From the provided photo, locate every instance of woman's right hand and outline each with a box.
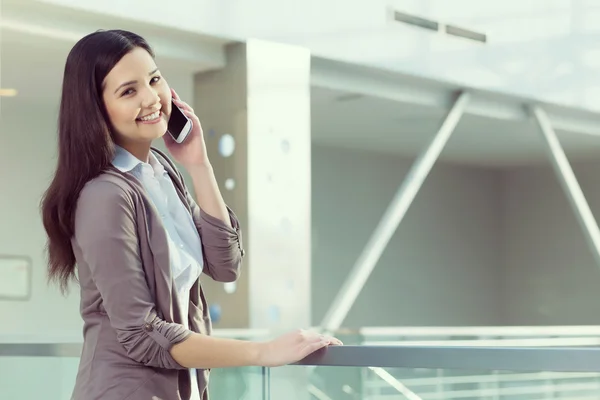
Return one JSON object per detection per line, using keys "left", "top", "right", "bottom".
{"left": 256, "top": 329, "right": 343, "bottom": 367}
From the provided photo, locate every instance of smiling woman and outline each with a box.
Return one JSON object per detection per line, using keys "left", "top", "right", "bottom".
{"left": 38, "top": 29, "right": 341, "bottom": 400}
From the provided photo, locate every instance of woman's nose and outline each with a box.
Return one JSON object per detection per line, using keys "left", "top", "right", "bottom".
{"left": 141, "top": 88, "right": 160, "bottom": 109}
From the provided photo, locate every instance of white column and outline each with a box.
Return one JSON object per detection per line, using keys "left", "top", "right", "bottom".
{"left": 194, "top": 39, "right": 312, "bottom": 399}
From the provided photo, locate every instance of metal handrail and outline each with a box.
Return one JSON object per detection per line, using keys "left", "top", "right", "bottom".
{"left": 295, "top": 345, "right": 600, "bottom": 372}
{"left": 4, "top": 343, "right": 600, "bottom": 373}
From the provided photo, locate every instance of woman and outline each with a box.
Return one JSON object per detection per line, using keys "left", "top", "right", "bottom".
{"left": 40, "top": 29, "right": 341, "bottom": 400}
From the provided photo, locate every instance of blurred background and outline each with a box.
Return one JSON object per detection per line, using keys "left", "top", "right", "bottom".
{"left": 4, "top": 0, "right": 600, "bottom": 399}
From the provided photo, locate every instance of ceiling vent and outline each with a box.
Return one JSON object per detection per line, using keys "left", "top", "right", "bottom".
{"left": 334, "top": 93, "right": 365, "bottom": 103}
{"left": 390, "top": 10, "right": 487, "bottom": 44}
{"left": 445, "top": 24, "right": 487, "bottom": 43}
{"left": 392, "top": 10, "right": 439, "bottom": 32}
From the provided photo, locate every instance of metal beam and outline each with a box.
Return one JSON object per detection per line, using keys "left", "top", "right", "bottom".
{"left": 312, "top": 57, "right": 600, "bottom": 137}
{"left": 319, "top": 91, "right": 470, "bottom": 332}
{"left": 532, "top": 106, "right": 600, "bottom": 268}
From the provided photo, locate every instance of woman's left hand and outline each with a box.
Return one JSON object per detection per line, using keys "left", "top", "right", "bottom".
{"left": 163, "top": 88, "right": 210, "bottom": 167}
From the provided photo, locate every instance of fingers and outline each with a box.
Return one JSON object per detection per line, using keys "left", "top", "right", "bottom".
{"left": 318, "top": 335, "right": 342, "bottom": 346}
{"left": 173, "top": 99, "right": 199, "bottom": 126}
{"left": 162, "top": 131, "right": 176, "bottom": 146}
{"left": 298, "top": 330, "right": 343, "bottom": 345}
{"left": 170, "top": 88, "right": 195, "bottom": 115}
{"left": 298, "top": 334, "right": 343, "bottom": 358}
{"left": 310, "top": 332, "right": 343, "bottom": 346}
{"left": 328, "top": 337, "right": 343, "bottom": 346}
{"left": 299, "top": 337, "right": 329, "bottom": 358}
{"left": 173, "top": 98, "right": 194, "bottom": 114}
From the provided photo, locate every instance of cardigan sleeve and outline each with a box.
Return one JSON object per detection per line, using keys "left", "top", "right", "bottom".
{"left": 185, "top": 189, "right": 245, "bottom": 283}
{"left": 73, "top": 180, "right": 191, "bottom": 369}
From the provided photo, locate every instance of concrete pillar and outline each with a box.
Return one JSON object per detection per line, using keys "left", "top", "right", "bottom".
{"left": 193, "top": 39, "right": 312, "bottom": 399}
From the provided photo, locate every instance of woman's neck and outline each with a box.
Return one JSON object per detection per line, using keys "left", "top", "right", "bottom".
{"left": 118, "top": 141, "right": 152, "bottom": 163}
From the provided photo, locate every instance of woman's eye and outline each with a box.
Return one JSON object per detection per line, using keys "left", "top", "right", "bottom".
{"left": 121, "top": 77, "right": 160, "bottom": 97}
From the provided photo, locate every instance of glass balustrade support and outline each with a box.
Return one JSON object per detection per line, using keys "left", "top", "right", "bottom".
{"left": 295, "top": 345, "right": 600, "bottom": 372}
{"left": 319, "top": 91, "right": 470, "bottom": 333}
{"left": 532, "top": 105, "right": 600, "bottom": 269}
{"left": 261, "top": 366, "right": 270, "bottom": 400}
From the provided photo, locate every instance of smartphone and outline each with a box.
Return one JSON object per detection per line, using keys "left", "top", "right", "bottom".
{"left": 167, "top": 100, "right": 193, "bottom": 143}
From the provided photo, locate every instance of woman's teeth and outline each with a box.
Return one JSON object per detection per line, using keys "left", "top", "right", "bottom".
{"left": 138, "top": 110, "right": 160, "bottom": 122}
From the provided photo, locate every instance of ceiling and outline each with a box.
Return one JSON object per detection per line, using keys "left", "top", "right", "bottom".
{"left": 311, "top": 87, "right": 600, "bottom": 167}
{"left": 1, "top": 30, "right": 69, "bottom": 108}
{"left": 0, "top": 0, "right": 230, "bottom": 108}
{"left": 3, "top": 18, "right": 600, "bottom": 169}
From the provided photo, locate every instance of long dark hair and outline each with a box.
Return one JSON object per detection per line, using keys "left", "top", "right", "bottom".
{"left": 41, "top": 30, "right": 155, "bottom": 293}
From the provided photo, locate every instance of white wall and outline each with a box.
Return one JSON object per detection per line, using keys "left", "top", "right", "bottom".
{"left": 503, "top": 161, "right": 600, "bottom": 325}
{"left": 311, "top": 144, "right": 505, "bottom": 327}
{"left": 311, "top": 143, "right": 600, "bottom": 328}
{"left": 0, "top": 99, "right": 82, "bottom": 339}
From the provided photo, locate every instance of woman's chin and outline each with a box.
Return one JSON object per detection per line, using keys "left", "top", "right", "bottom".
{"left": 137, "top": 122, "right": 167, "bottom": 139}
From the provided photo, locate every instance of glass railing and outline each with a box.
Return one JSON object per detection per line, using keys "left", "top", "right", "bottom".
{"left": 4, "top": 340, "right": 600, "bottom": 399}
{"left": 326, "top": 325, "right": 600, "bottom": 399}
{"left": 291, "top": 345, "right": 600, "bottom": 400}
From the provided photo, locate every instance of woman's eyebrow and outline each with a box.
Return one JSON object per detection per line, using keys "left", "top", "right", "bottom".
{"left": 113, "top": 67, "right": 160, "bottom": 94}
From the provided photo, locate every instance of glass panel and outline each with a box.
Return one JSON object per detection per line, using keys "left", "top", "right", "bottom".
{"left": 271, "top": 365, "right": 600, "bottom": 400}
{"left": 208, "top": 366, "right": 267, "bottom": 400}
{"left": 0, "top": 353, "right": 266, "bottom": 400}
{"left": 0, "top": 356, "right": 80, "bottom": 399}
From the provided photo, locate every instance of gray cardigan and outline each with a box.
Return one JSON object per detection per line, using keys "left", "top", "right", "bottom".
{"left": 70, "top": 148, "right": 244, "bottom": 400}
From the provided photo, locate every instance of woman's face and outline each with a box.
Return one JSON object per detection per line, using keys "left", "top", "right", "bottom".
{"left": 102, "top": 47, "right": 172, "bottom": 148}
